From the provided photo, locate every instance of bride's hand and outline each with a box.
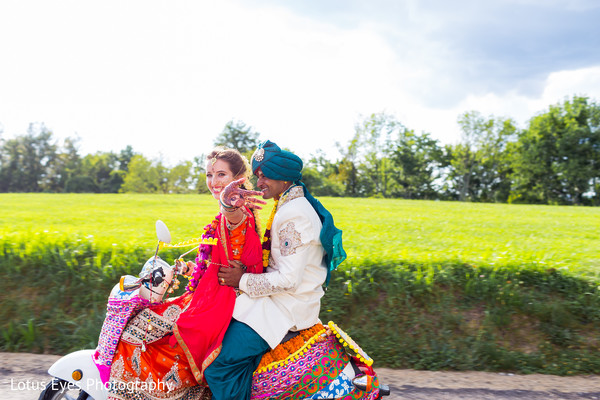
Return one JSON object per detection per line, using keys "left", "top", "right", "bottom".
{"left": 220, "top": 178, "right": 267, "bottom": 210}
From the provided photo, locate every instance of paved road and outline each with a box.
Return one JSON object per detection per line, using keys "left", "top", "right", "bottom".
{"left": 2, "top": 353, "right": 599, "bottom": 399}
{"left": 378, "top": 368, "right": 600, "bottom": 400}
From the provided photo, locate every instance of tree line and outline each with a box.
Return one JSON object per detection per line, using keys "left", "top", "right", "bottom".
{"left": 1, "top": 96, "right": 599, "bottom": 205}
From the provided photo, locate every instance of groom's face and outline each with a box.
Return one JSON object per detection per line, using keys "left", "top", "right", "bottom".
{"left": 256, "top": 169, "right": 290, "bottom": 200}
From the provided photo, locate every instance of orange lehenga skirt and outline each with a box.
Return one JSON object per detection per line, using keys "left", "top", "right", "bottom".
{"left": 107, "top": 293, "right": 211, "bottom": 400}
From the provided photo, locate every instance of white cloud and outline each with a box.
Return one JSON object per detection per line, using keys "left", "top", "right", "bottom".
{"left": 437, "top": 66, "right": 600, "bottom": 143}
{"left": 542, "top": 67, "right": 600, "bottom": 103}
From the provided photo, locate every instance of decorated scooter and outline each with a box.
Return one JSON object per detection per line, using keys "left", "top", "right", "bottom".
{"left": 39, "top": 221, "right": 390, "bottom": 400}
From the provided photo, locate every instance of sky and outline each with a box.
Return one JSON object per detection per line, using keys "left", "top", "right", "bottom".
{"left": 1, "top": 0, "right": 600, "bottom": 166}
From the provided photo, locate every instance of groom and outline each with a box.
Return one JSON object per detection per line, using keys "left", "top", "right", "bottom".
{"left": 207, "top": 140, "right": 346, "bottom": 400}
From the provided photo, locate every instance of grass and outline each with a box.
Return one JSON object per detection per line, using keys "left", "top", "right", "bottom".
{"left": 329, "top": 198, "right": 600, "bottom": 277}
{"left": 2, "top": 193, "right": 599, "bottom": 277}
{"left": 1, "top": 193, "right": 599, "bottom": 375}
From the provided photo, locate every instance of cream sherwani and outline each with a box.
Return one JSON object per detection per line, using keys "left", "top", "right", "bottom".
{"left": 232, "top": 186, "right": 327, "bottom": 349}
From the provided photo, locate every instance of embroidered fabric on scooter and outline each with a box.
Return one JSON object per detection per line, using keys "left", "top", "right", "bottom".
{"left": 121, "top": 304, "right": 183, "bottom": 345}
{"left": 109, "top": 343, "right": 206, "bottom": 400}
{"left": 306, "top": 368, "right": 354, "bottom": 399}
{"left": 93, "top": 294, "right": 150, "bottom": 383}
{"left": 251, "top": 334, "right": 350, "bottom": 400}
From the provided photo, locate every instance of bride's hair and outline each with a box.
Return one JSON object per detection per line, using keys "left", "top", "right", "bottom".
{"left": 207, "top": 147, "right": 260, "bottom": 234}
{"left": 207, "top": 147, "right": 253, "bottom": 187}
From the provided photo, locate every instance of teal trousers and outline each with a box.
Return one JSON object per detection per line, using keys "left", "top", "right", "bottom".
{"left": 204, "top": 319, "right": 270, "bottom": 400}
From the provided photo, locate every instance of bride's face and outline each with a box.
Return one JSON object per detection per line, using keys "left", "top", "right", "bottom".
{"left": 206, "top": 159, "right": 236, "bottom": 200}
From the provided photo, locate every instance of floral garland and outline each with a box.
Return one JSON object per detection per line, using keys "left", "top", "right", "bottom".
{"left": 261, "top": 199, "right": 278, "bottom": 268}
{"left": 255, "top": 323, "right": 326, "bottom": 373}
{"left": 185, "top": 214, "right": 220, "bottom": 293}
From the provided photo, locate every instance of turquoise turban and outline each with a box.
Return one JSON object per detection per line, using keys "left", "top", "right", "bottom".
{"left": 251, "top": 140, "right": 346, "bottom": 286}
{"left": 251, "top": 140, "right": 303, "bottom": 181}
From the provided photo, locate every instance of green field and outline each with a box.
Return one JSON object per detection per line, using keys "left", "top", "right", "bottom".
{"left": 1, "top": 193, "right": 599, "bottom": 374}
{"left": 2, "top": 193, "right": 599, "bottom": 277}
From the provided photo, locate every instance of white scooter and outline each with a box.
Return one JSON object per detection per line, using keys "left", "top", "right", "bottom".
{"left": 38, "top": 220, "right": 179, "bottom": 400}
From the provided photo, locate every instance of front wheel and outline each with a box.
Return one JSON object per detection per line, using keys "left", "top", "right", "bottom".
{"left": 38, "top": 378, "right": 91, "bottom": 400}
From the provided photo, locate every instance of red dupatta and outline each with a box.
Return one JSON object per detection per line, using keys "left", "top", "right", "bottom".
{"left": 173, "top": 208, "right": 262, "bottom": 384}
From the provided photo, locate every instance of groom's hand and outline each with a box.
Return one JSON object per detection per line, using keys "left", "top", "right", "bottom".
{"left": 217, "top": 260, "right": 246, "bottom": 287}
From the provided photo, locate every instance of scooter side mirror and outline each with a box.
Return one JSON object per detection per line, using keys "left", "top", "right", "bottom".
{"left": 155, "top": 220, "right": 171, "bottom": 244}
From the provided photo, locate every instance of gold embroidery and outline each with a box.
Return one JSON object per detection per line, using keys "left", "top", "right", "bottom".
{"left": 163, "top": 361, "right": 182, "bottom": 391}
{"left": 121, "top": 305, "right": 182, "bottom": 346}
{"left": 244, "top": 272, "right": 297, "bottom": 296}
{"left": 163, "top": 305, "right": 182, "bottom": 321}
{"left": 111, "top": 355, "right": 125, "bottom": 379}
{"left": 278, "top": 222, "right": 303, "bottom": 257}
{"left": 131, "top": 346, "right": 142, "bottom": 376}
{"left": 277, "top": 185, "right": 304, "bottom": 211}
{"left": 144, "top": 373, "right": 154, "bottom": 392}
{"left": 201, "top": 344, "right": 222, "bottom": 374}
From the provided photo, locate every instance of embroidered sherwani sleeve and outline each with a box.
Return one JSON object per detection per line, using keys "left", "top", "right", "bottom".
{"left": 239, "top": 211, "right": 316, "bottom": 297}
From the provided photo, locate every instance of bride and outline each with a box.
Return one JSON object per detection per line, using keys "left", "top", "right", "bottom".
{"left": 94, "top": 147, "right": 266, "bottom": 400}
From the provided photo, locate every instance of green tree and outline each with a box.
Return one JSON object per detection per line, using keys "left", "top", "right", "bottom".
{"left": 66, "top": 151, "right": 127, "bottom": 193}
{"left": 120, "top": 155, "right": 161, "bottom": 193}
{"left": 192, "top": 156, "right": 210, "bottom": 194}
{"left": 165, "top": 161, "right": 195, "bottom": 194}
{"left": 302, "top": 150, "right": 345, "bottom": 196}
{"left": 117, "top": 145, "right": 135, "bottom": 173}
{"left": 335, "top": 137, "right": 361, "bottom": 196}
{"left": 337, "top": 113, "right": 400, "bottom": 197}
{"left": 355, "top": 113, "right": 397, "bottom": 197}
{"left": 46, "top": 136, "right": 83, "bottom": 192}
{"left": 391, "top": 129, "right": 446, "bottom": 199}
{"left": 447, "top": 112, "right": 516, "bottom": 202}
{"left": 213, "top": 119, "right": 261, "bottom": 158}
{"left": 119, "top": 155, "right": 198, "bottom": 194}
{"left": 509, "top": 96, "right": 600, "bottom": 205}
{"left": 0, "top": 123, "right": 58, "bottom": 192}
